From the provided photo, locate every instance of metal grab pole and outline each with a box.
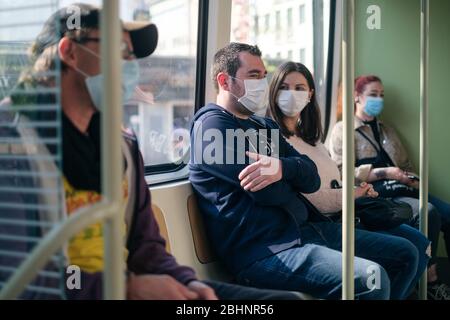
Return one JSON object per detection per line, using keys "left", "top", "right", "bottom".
{"left": 342, "top": 0, "right": 355, "bottom": 300}
{"left": 101, "top": 0, "right": 125, "bottom": 300}
{"left": 418, "top": 0, "right": 429, "bottom": 301}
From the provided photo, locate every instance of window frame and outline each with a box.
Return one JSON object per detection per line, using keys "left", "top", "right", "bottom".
{"left": 322, "top": 0, "right": 337, "bottom": 142}
{"left": 144, "top": 0, "right": 338, "bottom": 180}
{"left": 264, "top": 13, "right": 270, "bottom": 32}
{"left": 299, "top": 4, "right": 306, "bottom": 24}
{"left": 275, "top": 10, "right": 281, "bottom": 31}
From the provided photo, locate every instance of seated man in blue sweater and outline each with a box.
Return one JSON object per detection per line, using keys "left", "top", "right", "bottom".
{"left": 189, "top": 43, "right": 423, "bottom": 300}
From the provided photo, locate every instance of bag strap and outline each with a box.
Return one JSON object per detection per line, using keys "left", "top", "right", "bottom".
{"left": 356, "top": 127, "right": 395, "bottom": 167}
{"left": 356, "top": 128, "right": 381, "bottom": 152}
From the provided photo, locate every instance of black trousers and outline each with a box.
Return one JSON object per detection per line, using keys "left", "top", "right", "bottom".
{"left": 204, "top": 280, "right": 302, "bottom": 300}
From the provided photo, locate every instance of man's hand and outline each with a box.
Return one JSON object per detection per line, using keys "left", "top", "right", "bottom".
{"left": 355, "top": 182, "right": 378, "bottom": 199}
{"left": 187, "top": 281, "right": 218, "bottom": 300}
{"left": 238, "top": 152, "right": 282, "bottom": 192}
{"left": 127, "top": 273, "right": 199, "bottom": 300}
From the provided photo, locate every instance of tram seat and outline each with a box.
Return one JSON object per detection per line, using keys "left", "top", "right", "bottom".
{"left": 186, "top": 194, "right": 218, "bottom": 264}
{"left": 151, "top": 189, "right": 233, "bottom": 282}
{"left": 151, "top": 186, "right": 315, "bottom": 300}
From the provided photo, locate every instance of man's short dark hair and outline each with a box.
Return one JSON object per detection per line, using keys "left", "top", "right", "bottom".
{"left": 211, "top": 42, "right": 262, "bottom": 92}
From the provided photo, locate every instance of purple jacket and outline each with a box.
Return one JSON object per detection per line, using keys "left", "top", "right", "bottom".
{"left": 65, "top": 133, "right": 197, "bottom": 299}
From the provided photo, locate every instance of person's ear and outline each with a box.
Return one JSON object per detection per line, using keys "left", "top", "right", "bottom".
{"left": 217, "top": 72, "right": 230, "bottom": 91}
{"left": 309, "top": 89, "right": 315, "bottom": 101}
{"left": 58, "top": 37, "right": 76, "bottom": 69}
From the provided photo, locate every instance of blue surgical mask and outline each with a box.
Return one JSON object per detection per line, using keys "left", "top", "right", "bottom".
{"left": 364, "top": 97, "right": 384, "bottom": 117}
{"left": 85, "top": 60, "right": 140, "bottom": 112}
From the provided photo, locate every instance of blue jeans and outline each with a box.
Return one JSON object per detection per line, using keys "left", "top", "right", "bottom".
{"left": 397, "top": 195, "right": 450, "bottom": 265}
{"left": 428, "top": 195, "right": 450, "bottom": 263}
{"left": 379, "top": 224, "right": 430, "bottom": 294}
{"left": 236, "top": 222, "right": 420, "bottom": 300}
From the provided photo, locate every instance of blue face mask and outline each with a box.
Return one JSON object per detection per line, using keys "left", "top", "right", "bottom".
{"left": 85, "top": 60, "right": 140, "bottom": 112}
{"left": 364, "top": 97, "right": 384, "bottom": 117}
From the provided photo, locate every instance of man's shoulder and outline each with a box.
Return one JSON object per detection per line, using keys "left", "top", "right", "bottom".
{"left": 333, "top": 120, "right": 344, "bottom": 130}
{"left": 255, "top": 116, "right": 280, "bottom": 129}
{"left": 330, "top": 121, "right": 344, "bottom": 139}
{"left": 193, "top": 104, "right": 239, "bottom": 130}
{"left": 121, "top": 128, "right": 140, "bottom": 157}
{"left": 122, "top": 127, "right": 138, "bottom": 142}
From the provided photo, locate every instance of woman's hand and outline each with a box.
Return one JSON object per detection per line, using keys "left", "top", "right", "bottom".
{"left": 404, "top": 173, "right": 420, "bottom": 189}
{"left": 355, "top": 182, "right": 379, "bottom": 199}
{"left": 385, "top": 167, "right": 412, "bottom": 184}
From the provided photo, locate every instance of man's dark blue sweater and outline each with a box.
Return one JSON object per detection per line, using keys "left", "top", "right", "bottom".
{"left": 189, "top": 104, "right": 321, "bottom": 274}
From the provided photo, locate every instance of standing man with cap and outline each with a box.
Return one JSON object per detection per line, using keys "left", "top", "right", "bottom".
{"left": 2, "top": 3, "right": 299, "bottom": 300}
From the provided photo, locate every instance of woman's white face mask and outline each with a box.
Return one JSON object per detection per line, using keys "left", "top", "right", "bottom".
{"left": 277, "top": 90, "right": 310, "bottom": 117}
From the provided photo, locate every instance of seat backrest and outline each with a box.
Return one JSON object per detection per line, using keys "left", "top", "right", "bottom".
{"left": 150, "top": 181, "right": 233, "bottom": 282}
{"left": 152, "top": 204, "right": 171, "bottom": 253}
{"left": 187, "top": 194, "right": 217, "bottom": 264}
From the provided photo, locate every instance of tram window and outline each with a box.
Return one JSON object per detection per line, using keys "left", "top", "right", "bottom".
{"left": 230, "top": 0, "right": 333, "bottom": 127}
{"left": 59, "top": 0, "right": 200, "bottom": 172}
{"left": 299, "top": 4, "right": 306, "bottom": 24}
{"left": 120, "top": 0, "right": 199, "bottom": 169}
{"left": 2, "top": 0, "right": 200, "bottom": 176}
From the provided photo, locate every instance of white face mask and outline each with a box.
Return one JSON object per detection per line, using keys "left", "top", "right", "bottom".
{"left": 84, "top": 60, "right": 140, "bottom": 112}
{"left": 230, "top": 77, "right": 268, "bottom": 115}
{"left": 277, "top": 90, "right": 310, "bottom": 117}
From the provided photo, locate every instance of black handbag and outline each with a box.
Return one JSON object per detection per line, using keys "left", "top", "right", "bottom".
{"left": 355, "top": 197, "right": 413, "bottom": 231}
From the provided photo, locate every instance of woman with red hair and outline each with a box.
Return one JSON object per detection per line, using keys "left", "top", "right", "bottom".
{"left": 330, "top": 75, "right": 450, "bottom": 300}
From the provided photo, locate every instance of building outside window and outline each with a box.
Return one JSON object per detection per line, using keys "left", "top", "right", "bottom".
{"left": 299, "top": 4, "right": 306, "bottom": 24}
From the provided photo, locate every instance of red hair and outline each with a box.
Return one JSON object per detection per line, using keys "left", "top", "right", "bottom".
{"left": 355, "top": 75, "right": 382, "bottom": 95}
